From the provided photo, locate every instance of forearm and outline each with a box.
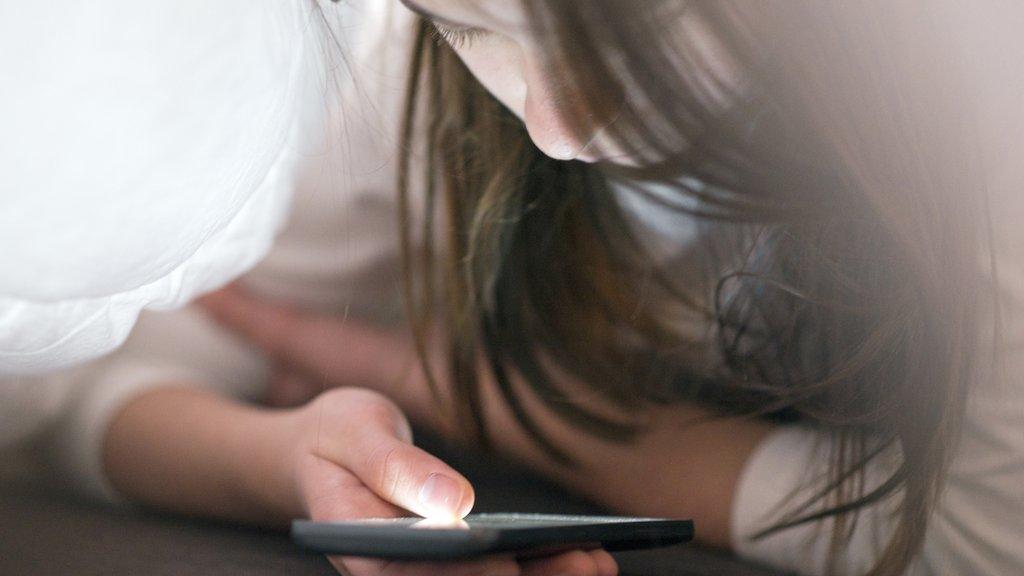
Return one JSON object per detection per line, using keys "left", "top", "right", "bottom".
{"left": 391, "top": 365, "right": 774, "bottom": 549}
{"left": 101, "top": 386, "right": 303, "bottom": 527}
{"left": 530, "top": 403, "right": 774, "bottom": 549}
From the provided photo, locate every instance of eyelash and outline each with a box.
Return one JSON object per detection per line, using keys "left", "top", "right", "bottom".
{"left": 428, "top": 21, "right": 488, "bottom": 49}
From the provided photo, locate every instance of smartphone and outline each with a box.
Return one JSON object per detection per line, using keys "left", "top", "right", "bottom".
{"left": 292, "top": 513, "right": 694, "bottom": 560}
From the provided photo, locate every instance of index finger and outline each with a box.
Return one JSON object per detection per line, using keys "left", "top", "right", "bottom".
{"left": 315, "top": 391, "right": 475, "bottom": 520}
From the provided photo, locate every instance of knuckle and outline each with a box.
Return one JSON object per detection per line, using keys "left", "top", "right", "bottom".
{"left": 363, "top": 444, "right": 403, "bottom": 500}
{"left": 350, "top": 389, "right": 405, "bottom": 426}
{"left": 565, "top": 551, "right": 600, "bottom": 576}
{"left": 312, "top": 387, "right": 389, "bottom": 414}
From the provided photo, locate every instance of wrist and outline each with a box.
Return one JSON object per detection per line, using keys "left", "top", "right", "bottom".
{"left": 234, "top": 406, "right": 309, "bottom": 525}
{"left": 102, "top": 386, "right": 308, "bottom": 527}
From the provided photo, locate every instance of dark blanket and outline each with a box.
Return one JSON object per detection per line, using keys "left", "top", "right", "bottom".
{"left": 0, "top": 435, "right": 786, "bottom": 575}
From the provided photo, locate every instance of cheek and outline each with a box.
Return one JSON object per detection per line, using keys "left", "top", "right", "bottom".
{"left": 456, "top": 42, "right": 527, "bottom": 120}
{"left": 453, "top": 42, "right": 588, "bottom": 161}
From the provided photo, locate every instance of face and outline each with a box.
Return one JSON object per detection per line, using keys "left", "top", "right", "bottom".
{"left": 397, "top": 0, "right": 629, "bottom": 164}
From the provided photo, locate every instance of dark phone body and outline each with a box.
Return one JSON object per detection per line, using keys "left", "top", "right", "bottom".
{"left": 292, "top": 513, "right": 694, "bottom": 560}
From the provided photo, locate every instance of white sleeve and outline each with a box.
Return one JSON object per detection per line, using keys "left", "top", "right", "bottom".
{"left": 733, "top": 311, "right": 1024, "bottom": 576}
{"left": 3, "top": 306, "right": 271, "bottom": 503}
{"left": 0, "top": 1, "right": 322, "bottom": 374}
{"left": 730, "top": 427, "right": 902, "bottom": 576}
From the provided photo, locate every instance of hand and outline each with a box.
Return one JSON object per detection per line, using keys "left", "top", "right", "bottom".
{"left": 199, "top": 285, "right": 437, "bottom": 416}
{"left": 277, "top": 387, "right": 618, "bottom": 576}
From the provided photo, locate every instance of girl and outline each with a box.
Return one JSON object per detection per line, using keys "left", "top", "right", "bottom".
{"left": 6, "top": 2, "right": 1023, "bottom": 576}
{"left": 208, "top": 0, "right": 1024, "bottom": 575}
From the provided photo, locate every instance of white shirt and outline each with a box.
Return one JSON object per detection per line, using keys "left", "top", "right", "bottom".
{"left": 1, "top": 2, "right": 1021, "bottom": 575}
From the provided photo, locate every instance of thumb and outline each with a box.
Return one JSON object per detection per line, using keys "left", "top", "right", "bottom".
{"left": 320, "top": 393, "right": 475, "bottom": 519}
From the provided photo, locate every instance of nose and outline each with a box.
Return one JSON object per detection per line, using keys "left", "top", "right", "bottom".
{"left": 521, "top": 62, "right": 590, "bottom": 161}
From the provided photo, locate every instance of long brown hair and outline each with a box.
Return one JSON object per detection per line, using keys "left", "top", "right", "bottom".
{"left": 398, "top": 2, "right": 990, "bottom": 574}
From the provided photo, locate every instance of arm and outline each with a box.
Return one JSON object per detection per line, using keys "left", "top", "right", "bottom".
{"left": 201, "top": 287, "right": 775, "bottom": 549}
{"left": 199, "top": 287, "right": 925, "bottom": 575}
{"left": 101, "top": 386, "right": 302, "bottom": 526}
{"left": 99, "top": 383, "right": 618, "bottom": 576}
{"left": 395, "top": 355, "right": 777, "bottom": 550}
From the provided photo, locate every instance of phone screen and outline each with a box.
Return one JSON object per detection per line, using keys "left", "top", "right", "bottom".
{"left": 343, "top": 514, "right": 668, "bottom": 530}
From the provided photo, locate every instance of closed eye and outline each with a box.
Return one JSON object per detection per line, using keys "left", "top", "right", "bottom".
{"left": 428, "top": 20, "right": 489, "bottom": 49}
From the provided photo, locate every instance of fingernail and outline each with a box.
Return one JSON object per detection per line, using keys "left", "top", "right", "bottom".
{"left": 417, "top": 473, "right": 464, "bottom": 517}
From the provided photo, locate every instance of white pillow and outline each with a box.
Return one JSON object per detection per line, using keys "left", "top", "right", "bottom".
{"left": 0, "top": 1, "right": 322, "bottom": 374}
